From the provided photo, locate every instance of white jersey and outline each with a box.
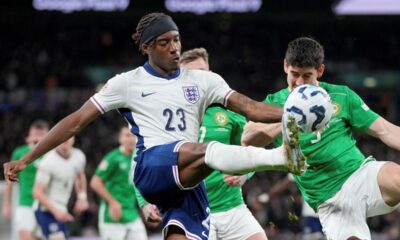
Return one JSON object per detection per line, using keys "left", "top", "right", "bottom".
{"left": 34, "top": 148, "right": 86, "bottom": 212}
{"left": 91, "top": 64, "right": 233, "bottom": 151}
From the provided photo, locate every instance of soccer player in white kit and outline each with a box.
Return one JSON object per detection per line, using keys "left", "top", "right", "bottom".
{"left": 4, "top": 12, "right": 305, "bottom": 240}
{"left": 33, "top": 137, "right": 88, "bottom": 239}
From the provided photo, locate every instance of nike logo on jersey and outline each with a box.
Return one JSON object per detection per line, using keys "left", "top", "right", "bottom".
{"left": 141, "top": 91, "right": 157, "bottom": 97}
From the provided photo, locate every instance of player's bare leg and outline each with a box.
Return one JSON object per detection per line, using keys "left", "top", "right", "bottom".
{"left": 165, "top": 225, "right": 188, "bottom": 240}
{"left": 377, "top": 162, "right": 400, "bottom": 206}
{"left": 177, "top": 142, "right": 213, "bottom": 188}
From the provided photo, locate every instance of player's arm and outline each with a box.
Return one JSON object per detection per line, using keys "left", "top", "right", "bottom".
{"left": 367, "top": 117, "right": 400, "bottom": 151}
{"left": 74, "top": 171, "right": 89, "bottom": 214}
{"left": 4, "top": 101, "right": 100, "bottom": 182}
{"left": 33, "top": 181, "right": 74, "bottom": 223}
{"left": 133, "top": 184, "right": 162, "bottom": 226}
{"left": 226, "top": 92, "right": 283, "bottom": 123}
{"left": 90, "top": 175, "right": 122, "bottom": 221}
{"left": 1, "top": 182, "right": 13, "bottom": 220}
{"left": 241, "top": 121, "right": 281, "bottom": 147}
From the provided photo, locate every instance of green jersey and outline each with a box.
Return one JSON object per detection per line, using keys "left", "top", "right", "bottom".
{"left": 264, "top": 82, "right": 379, "bottom": 210}
{"left": 12, "top": 145, "right": 40, "bottom": 206}
{"left": 95, "top": 148, "right": 140, "bottom": 223}
{"left": 199, "top": 106, "right": 249, "bottom": 213}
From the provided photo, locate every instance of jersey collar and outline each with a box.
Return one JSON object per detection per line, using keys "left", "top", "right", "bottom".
{"left": 143, "top": 62, "right": 181, "bottom": 80}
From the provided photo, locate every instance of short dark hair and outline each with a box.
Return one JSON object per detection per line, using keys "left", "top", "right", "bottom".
{"left": 285, "top": 37, "right": 324, "bottom": 69}
{"left": 132, "top": 12, "right": 166, "bottom": 48}
{"left": 30, "top": 119, "right": 49, "bottom": 130}
{"left": 180, "top": 47, "right": 209, "bottom": 65}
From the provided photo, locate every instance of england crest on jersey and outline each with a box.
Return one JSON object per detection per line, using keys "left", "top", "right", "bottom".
{"left": 182, "top": 86, "right": 200, "bottom": 104}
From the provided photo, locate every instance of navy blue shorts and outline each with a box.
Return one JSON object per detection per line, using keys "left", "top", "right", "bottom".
{"left": 35, "top": 207, "right": 69, "bottom": 239}
{"left": 134, "top": 140, "right": 210, "bottom": 239}
{"left": 303, "top": 216, "right": 323, "bottom": 233}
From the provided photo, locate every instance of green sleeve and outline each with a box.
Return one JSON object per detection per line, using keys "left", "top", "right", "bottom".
{"left": 95, "top": 155, "right": 117, "bottom": 181}
{"left": 230, "top": 113, "right": 247, "bottom": 145}
{"left": 133, "top": 184, "right": 148, "bottom": 208}
{"left": 263, "top": 94, "right": 274, "bottom": 104}
{"left": 347, "top": 87, "right": 380, "bottom": 132}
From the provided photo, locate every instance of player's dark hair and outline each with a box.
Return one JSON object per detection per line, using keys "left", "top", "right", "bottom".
{"left": 180, "top": 47, "right": 209, "bottom": 66}
{"left": 132, "top": 12, "right": 166, "bottom": 47}
{"left": 30, "top": 119, "right": 49, "bottom": 130}
{"left": 285, "top": 37, "right": 324, "bottom": 69}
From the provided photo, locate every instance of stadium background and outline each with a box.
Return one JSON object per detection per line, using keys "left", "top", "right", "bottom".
{"left": 1, "top": 0, "right": 400, "bottom": 239}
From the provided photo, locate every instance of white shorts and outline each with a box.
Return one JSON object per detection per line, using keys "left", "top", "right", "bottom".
{"left": 99, "top": 218, "right": 147, "bottom": 240}
{"left": 317, "top": 161, "right": 399, "bottom": 240}
{"left": 15, "top": 206, "right": 40, "bottom": 233}
{"left": 208, "top": 204, "right": 264, "bottom": 240}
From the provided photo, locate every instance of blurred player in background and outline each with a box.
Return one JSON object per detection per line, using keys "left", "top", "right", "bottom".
{"left": 4, "top": 12, "right": 305, "bottom": 240}
{"left": 180, "top": 48, "right": 267, "bottom": 240}
{"left": 33, "top": 137, "right": 88, "bottom": 239}
{"left": 90, "top": 126, "right": 147, "bottom": 240}
{"left": 242, "top": 37, "right": 400, "bottom": 240}
{"left": 2, "top": 119, "right": 49, "bottom": 240}
{"left": 257, "top": 174, "right": 325, "bottom": 240}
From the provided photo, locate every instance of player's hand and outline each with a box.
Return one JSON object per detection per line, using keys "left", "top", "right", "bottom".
{"left": 142, "top": 203, "right": 162, "bottom": 227}
{"left": 54, "top": 210, "right": 74, "bottom": 223}
{"left": 223, "top": 175, "right": 248, "bottom": 186}
{"left": 3, "top": 160, "right": 27, "bottom": 182}
{"left": 73, "top": 199, "right": 89, "bottom": 214}
{"left": 109, "top": 200, "right": 122, "bottom": 221}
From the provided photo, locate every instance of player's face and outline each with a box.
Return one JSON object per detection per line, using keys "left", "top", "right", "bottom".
{"left": 284, "top": 60, "right": 325, "bottom": 91}
{"left": 26, "top": 128, "right": 48, "bottom": 145}
{"left": 181, "top": 58, "right": 209, "bottom": 71}
{"left": 119, "top": 127, "right": 136, "bottom": 152}
{"left": 144, "top": 31, "right": 181, "bottom": 76}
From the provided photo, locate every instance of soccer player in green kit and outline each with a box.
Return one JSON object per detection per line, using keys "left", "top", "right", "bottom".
{"left": 180, "top": 48, "right": 267, "bottom": 240}
{"left": 2, "top": 120, "right": 49, "bottom": 240}
{"left": 90, "top": 126, "right": 147, "bottom": 240}
{"left": 242, "top": 37, "right": 400, "bottom": 240}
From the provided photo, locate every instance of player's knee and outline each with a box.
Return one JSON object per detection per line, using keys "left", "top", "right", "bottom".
{"left": 165, "top": 225, "right": 187, "bottom": 240}
{"left": 347, "top": 236, "right": 361, "bottom": 240}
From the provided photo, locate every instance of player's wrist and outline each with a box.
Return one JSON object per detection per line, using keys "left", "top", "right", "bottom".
{"left": 77, "top": 192, "right": 87, "bottom": 200}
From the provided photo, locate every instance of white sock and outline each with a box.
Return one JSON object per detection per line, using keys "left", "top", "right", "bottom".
{"left": 204, "top": 141, "right": 288, "bottom": 175}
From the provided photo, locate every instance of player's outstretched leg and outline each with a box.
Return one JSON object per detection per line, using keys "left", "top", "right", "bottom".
{"left": 282, "top": 114, "right": 307, "bottom": 175}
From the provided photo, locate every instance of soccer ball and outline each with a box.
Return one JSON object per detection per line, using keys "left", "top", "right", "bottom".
{"left": 284, "top": 84, "right": 333, "bottom": 133}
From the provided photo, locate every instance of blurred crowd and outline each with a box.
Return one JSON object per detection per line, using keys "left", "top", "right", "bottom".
{"left": 1, "top": 11, "right": 400, "bottom": 239}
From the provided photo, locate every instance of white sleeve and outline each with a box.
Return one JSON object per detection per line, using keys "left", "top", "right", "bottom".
{"left": 75, "top": 149, "right": 86, "bottom": 171}
{"left": 35, "top": 157, "right": 52, "bottom": 185}
{"left": 203, "top": 72, "right": 234, "bottom": 107}
{"left": 90, "top": 74, "right": 128, "bottom": 113}
{"left": 79, "top": 151, "right": 86, "bottom": 171}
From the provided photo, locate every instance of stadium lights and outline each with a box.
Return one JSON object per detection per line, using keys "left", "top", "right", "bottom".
{"left": 165, "top": 0, "right": 262, "bottom": 15}
{"left": 32, "top": 0, "right": 130, "bottom": 13}
{"left": 333, "top": 0, "right": 400, "bottom": 15}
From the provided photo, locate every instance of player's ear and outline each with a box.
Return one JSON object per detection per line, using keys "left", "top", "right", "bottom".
{"left": 283, "top": 59, "right": 289, "bottom": 74}
{"left": 317, "top": 64, "right": 325, "bottom": 78}
{"left": 141, "top": 43, "right": 150, "bottom": 56}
